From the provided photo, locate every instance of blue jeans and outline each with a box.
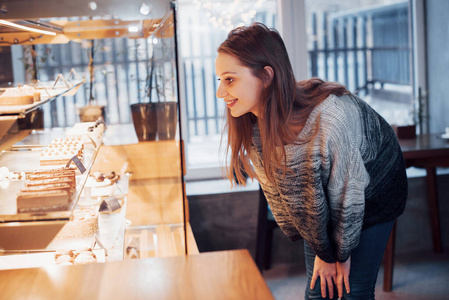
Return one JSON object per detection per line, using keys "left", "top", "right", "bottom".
{"left": 304, "top": 219, "right": 395, "bottom": 300}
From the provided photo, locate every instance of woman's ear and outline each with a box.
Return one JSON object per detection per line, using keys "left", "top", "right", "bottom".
{"left": 262, "top": 65, "right": 274, "bottom": 88}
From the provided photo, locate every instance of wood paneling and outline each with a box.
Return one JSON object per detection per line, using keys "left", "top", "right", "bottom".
{"left": 91, "top": 140, "right": 182, "bottom": 180}
{"left": 91, "top": 141, "right": 184, "bottom": 226}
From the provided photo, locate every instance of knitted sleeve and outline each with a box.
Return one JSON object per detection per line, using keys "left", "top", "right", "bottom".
{"left": 253, "top": 95, "right": 371, "bottom": 263}
{"left": 273, "top": 125, "right": 369, "bottom": 263}
{"left": 325, "top": 120, "right": 370, "bottom": 262}
{"left": 251, "top": 148, "right": 303, "bottom": 239}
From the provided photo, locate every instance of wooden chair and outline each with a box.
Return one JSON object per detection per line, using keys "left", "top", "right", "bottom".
{"left": 255, "top": 185, "right": 278, "bottom": 271}
{"left": 382, "top": 221, "right": 397, "bottom": 291}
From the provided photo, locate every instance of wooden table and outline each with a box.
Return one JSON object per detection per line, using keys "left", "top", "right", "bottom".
{"left": 400, "top": 134, "right": 449, "bottom": 252}
{"left": 0, "top": 249, "right": 274, "bottom": 300}
{"left": 383, "top": 133, "right": 449, "bottom": 291}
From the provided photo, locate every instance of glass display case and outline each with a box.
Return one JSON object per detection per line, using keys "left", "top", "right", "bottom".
{"left": 0, "top": 0, "right": 189, "bottom": 267}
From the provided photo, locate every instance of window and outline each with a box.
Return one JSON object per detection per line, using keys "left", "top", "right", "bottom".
{"left": 177, "top": 0, "right": 278, "bottom": 181}
{"left": 11, "top": 34, "right": 171, "bottom": 128}
{"left": 304, "top": 0, "right": 415, "bottom": 127}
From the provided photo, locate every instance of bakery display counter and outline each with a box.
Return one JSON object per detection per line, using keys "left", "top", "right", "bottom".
{"left": 0, "top": 0, "right": 195, "bottom": 279}
{"left": 0, "top": 122, "right": 195, "bottom": 269}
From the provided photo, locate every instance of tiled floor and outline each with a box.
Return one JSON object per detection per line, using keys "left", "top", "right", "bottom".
{"left": 263, "top": 250, "right": 449, "bottom": 300}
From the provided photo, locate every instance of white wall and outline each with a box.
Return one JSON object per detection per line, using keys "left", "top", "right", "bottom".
{"left": 426, "top": 0, "right": 449, "bottom": 133}
{"left": 278, "top": 0, "right": 308, "bottom": 80}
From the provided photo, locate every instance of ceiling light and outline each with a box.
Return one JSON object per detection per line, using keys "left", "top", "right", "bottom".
{"left": 0, "top": 19, "right": 57, "bottom": 36}
{"left": 140, "top": 3, "right": 152, "bottom": 16}
{"left": 128, "top": 26, "right": 139, "bottom": 33}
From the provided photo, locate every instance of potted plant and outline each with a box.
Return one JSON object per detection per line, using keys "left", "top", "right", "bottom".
{"left": 392, "top": 88, "right": 429, "bottom": 139}
{"left": 18, "top": 45, "right": 45, "bottom": 129}
{"left": 78, "top": 40, "right": 106, "bottom": 123}
{"left": 153, "top": 36, "right": 178, "bottom": 141}
{"left": 130, "top": 49, "right": 157, "bottom": 141}
{"left": 153, "top": 58, "right": 177, "bottom": 141}
{"left": 131, "top": 37, "right": 177, "bottom": 141}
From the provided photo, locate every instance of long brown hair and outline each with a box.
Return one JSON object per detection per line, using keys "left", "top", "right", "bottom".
{"left": 218, "top": 23, "right": 349, "bottom": 185}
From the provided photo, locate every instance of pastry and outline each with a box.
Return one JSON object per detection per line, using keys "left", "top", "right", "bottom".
{"left": 0, "top": 85, "right": 40, "bottom": 105}
{"left": 16, "top": 190, "right": 71, "bottom": 212}
{"left": 105, "top": 171, "right": 120, "bottom": 183}
{"left": 25, "top": 177, "right": 76, "bottom": 191}
{"left": 40, "top": 137, "right": 84, "bottom": 166}
{"left": 55, "top": 254, "right": 73, "bottom": 265}
{"left": 66, "top": 121, "right": 105, "bottom": 147}
{"left": 74, "top": 251, "right": 97, "bottom": 265}
{"left": 17, "top": 167, "right": 77, "bottom": 212}
{"left": 21, "top": 182, "right": 73, "bottom": 195}
{"left": 93, "top": 171, "right": 105, "bottom": 182}
{"left": 54, "top": 248, "right": 97, "bottom": 265}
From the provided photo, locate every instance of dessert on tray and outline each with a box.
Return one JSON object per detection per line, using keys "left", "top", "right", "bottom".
{"left": 54, "top": 248, "right": 98, "bottom": 266}
{"left": 66, "top": 119, "right": 105, "bottom": 146}
{"left": 40, "top": 137, "right": 84, "bottom": 166}
{"left": 0, "top": 85, "right": 41, "bottom": 105}
{"left": 16, "top": 167, "right": 77, "bottom": 213}
{"left": 16, "top": 190, "right": 71, "bottom": 212}
{"left": 92, "top": 170, "right": 120, "bottom": 184}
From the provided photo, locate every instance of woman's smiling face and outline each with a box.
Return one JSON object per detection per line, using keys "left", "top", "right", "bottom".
{"left": 215, "top": 52, "right": 264, "bottom": 118}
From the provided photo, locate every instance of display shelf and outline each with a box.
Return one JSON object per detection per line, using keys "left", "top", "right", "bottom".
{"left": 0, "top": 144, "right": 100, "bottom": 223}
{"left": 0, "top": 78, "right": 85, "bottom": 117}
{"left": 0, "top": 128, "right": 102, "bottom": 250}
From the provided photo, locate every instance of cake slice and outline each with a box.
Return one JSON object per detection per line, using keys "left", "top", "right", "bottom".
{"left": 25, "top": 177, "right": 76, "bottom": 191}
{"left": 17, "top": 190, "right": 71, "bottom": 212}
{"left": 0, "top": 85, "right": 40, "bottom": 105}
{"left": 29, "top": 167, "right": 76, "bottom": 177}
{"left": 21, "top": 182, "right": 73, "bottom": 195}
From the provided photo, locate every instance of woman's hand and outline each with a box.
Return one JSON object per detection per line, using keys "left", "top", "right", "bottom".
{"left": 310, "top": 255, "right": 337, "bottom": 298}
{"left": 336, "top": 256, "right": 351, "bottom": 298}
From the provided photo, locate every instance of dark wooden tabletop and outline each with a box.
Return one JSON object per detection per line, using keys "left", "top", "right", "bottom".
{"left": 398, "top": 134, "right": 449, "bottom": 167}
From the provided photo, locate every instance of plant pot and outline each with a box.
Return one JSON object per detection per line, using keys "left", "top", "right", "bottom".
{"left": 78, "top": 105, "right": 106, "bottom": 123}
{"left": 18, "top": 107, "right": 44, "bottom": 130}
{"left": 0, "top": 116, "right": 18, "bottom": 141}
{"left": 392, "top": 124, "right": 416, "bottom": 139}
{"left": 156, "top": 102, "right": 178, "bottom": 140}
{"left": 131, "top": 103, "right": 157, "bottom": 141}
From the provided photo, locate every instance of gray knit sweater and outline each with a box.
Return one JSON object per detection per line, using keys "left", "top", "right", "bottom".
{"left": 250, "top": 93, "right": 408, "bottom": 263}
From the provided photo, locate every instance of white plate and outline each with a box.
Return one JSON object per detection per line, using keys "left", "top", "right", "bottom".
{"left": 441, "top": 133, "right": 449, "bottom": 140}
{"left": 84, "top": 177, "right": 111, "bottom": 188}
{"left": 77, "top": 196, "right": 102, "bottom": 207}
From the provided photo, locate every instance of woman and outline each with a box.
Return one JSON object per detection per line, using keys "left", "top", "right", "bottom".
{"left": 215, "top": 23, "right": 407, "bottom": 299}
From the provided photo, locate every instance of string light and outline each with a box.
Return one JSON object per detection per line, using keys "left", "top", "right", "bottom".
{"left": 193, "top": 0, "right": 267, "bottom": 31}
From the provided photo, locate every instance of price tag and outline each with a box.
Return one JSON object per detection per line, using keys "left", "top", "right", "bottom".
{"left": 99, "top": 196, "right": 122, "bottom": 213}
{"left": 66, "top": 155, "right": 86, "bottom": 174}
